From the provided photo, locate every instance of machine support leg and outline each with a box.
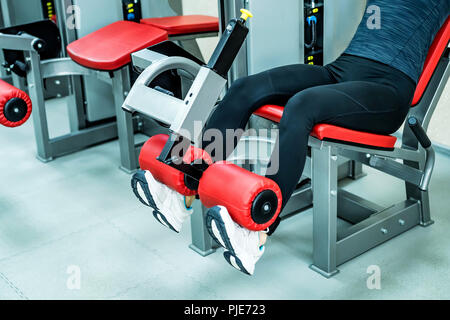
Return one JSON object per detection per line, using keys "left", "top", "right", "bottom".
{"left": 348, "top": 160, "right": 365, "bottom": 180}
{"left": 404, "top": 159, "right": 434, "bottom": 227}
{"left": 189, "top": 201, "right": 217, "bottom": 256}
{"left": 26, "top": 52, "right": 53, "bottom": 162}
{"left": 176, "top": 39, "right": 204, "bottom": 62}
{"left": 112, "top": 68, "right": 137, "bottom": 173}
{"left": 310, "top": 145, "right": 340, "bottom": 278}
{"left": 67, "top": 75, "right": 88, "bottom": 132}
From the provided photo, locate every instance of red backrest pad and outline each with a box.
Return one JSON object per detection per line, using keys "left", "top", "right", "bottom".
{"left": 412, "top": 16, "right": 450, "bottom": 106}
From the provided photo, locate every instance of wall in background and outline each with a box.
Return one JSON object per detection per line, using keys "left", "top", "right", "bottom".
{"left": 428, "top": 77, "right": 450, "bottom": 148}
{"left": 181, "top": 0, "right": 219, "bottom": 62}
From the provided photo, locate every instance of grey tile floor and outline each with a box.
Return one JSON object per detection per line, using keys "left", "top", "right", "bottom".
{"left": 0, "top": 97, "right": 449, "bottom": 300}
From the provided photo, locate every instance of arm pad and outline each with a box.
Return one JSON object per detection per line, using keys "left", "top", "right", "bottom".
{"left": 0, "top": 80, "right": 32, "bottom": 128}
{"left": 139, "top": 134, "right": 212, "bottom": 196}
{"left": 198, "top": 162, "right": 282, "bottom": 231}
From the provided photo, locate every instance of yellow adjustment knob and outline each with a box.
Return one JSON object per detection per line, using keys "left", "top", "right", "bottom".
{"left": 240, "top": 9, "right": 253, "bottom": 21}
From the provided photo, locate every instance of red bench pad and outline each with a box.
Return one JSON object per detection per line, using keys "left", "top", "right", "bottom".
{"left": 141, "top": 15, "right": 219, "bottom": 35}
{"left": 254, "top": 105, "right": 397, "bottom": 150}
{"left": 67, "top": 21, "right": 168, "bottom": 71}
{"left": 0, "top": 80, "right": 32, "bottom": 128}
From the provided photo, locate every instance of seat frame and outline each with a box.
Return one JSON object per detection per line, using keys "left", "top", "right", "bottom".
{"left": 306, "top": 49, "right": 449, "bottom": 276}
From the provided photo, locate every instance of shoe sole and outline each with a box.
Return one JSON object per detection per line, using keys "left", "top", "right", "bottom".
{"left": 205, "top": 206, "right": 236, "bottom": 255}
{"left": 131, "top": 170, "right": 158, "bottom": 209}
{"left": 131, "top": 170, "right": 179, "bottom": 233}
{"left": 223, "top": 251, "right": 251, "bottom": 276}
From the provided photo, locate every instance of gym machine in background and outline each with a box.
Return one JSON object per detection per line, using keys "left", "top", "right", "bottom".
{"left": 304, "top": 0, "right": 324, "bottom": 65}
{"left": 0, "top": 0, "right": 217, "bottom": 165}
{"left": 0, "top": 0, "right": 70, "bottom": 98}
{"left": 60, "top": 0, "right": 184, "bottom": 127}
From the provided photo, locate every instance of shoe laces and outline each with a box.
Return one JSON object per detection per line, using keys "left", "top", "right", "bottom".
{"left": 235, "top": 223, "right": 262, "bottom": 258}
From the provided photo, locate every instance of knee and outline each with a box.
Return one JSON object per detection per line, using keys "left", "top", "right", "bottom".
{"left": 229, "top": 76, "right": 258, "bottom": 93}
{"left": 279, "top": 89, "right": 320, "bottom": 131}
{"left": 225, "top": 75, "right": 262, "bottom": 105}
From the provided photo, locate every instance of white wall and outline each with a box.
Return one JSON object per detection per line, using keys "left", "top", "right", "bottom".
{"left": 429, "top": 78, "right": 450, "bottom": 148}
{"left": 181, "top": 0, "right": 219, "bottom": 61}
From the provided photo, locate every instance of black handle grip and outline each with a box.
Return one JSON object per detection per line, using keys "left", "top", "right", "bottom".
{"left": 10, "top": 60, "right": 28, "bottom": 77}
{"left": 408, "top": 116, "right": 432, "bottom": 149}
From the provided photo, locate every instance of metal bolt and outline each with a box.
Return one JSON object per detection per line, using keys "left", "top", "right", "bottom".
{"left": 381, "top": 228, "right": 388, "bottom": 235}
{"left": 55, "top": 80, "right": 61, "bottom": 85}
{"left": 331, "top": 155, "right": 338, "bottom": 161}
{"left": 399, "top": 219, "right": 405, "bottom": 226}
{"left": 331, "top": 190, "right": 337, "bottom": 197}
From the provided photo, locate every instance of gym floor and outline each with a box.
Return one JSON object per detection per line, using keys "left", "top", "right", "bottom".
{"left": 0, "top": 84, "right": 449, "bottom": 300}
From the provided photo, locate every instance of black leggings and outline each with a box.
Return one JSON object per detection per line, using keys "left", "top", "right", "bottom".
{"left": 202, "top": 54, "right": 416, "bottom": 234}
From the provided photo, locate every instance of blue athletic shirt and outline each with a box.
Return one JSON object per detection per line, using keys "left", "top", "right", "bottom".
{"left": 345, "top": 0, "right": 449, "bottom": 83}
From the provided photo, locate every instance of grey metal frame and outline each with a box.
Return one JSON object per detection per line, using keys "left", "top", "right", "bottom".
{"left": 118, "top": 29, "right": 222, "bottom": 174}
{"left": 288, "top": 50, "right": 447, "bottom": 277}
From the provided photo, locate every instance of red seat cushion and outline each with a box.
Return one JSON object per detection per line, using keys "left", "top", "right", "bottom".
{"left": 141, "top": 15, "right": 219, "bottom": 35}
{"left": 254, "top": 105, "right": 397, "bottom": 150}
{"left": 412, "top": 17, "right": 450, "bottom": 106}
{"left": 67, "top": 21, "right": 168, "bottom": 71}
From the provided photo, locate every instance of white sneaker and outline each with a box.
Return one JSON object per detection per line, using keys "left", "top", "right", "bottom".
{"left": 206, "top": 206, "right": 265, "bottom": 275}
{"left": 131, "top": 170, "right": 193, "bottom": 233}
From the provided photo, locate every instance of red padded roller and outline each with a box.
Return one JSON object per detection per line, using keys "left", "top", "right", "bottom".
{"left": 0, "top": 79, "right": 32, "bottom": 128}
{"left": 198, "top": 162, "right": 283, "bottom": 231}
{"left": 139, "top": 134, "right": 212, "bottom": 196}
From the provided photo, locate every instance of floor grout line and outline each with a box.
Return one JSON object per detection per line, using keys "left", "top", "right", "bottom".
{"left": 0, "top": 271, "right": 29, "bottom": 300}
{"left": 0, "top": 220, "right": 107, "bottom": 265}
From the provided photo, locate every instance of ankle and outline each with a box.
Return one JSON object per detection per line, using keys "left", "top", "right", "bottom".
{"left": 259, "top": 232, "right": 268, "bottom": 247}
{"left": 184, "top": 196, "right": 195, "bottom": 210}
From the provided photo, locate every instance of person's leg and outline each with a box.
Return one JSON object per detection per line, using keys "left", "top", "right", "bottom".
{"left": 265, "top": 80, "right": 413, "bottom": 235}
{"left": 212, "top": 80, "right": 413, "bottom": 275}
{"left": 201, "top": 64, "right": 335, "bottom": 161}
{"left": 134, "top": 64, "right": 335, "bottom": 234}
